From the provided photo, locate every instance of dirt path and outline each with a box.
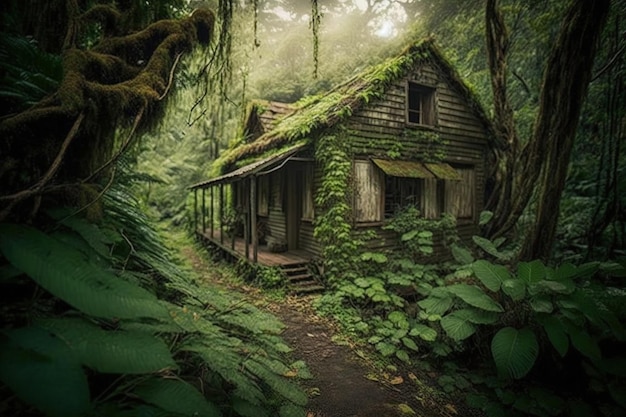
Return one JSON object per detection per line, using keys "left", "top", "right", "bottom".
{"left": 183, "top": 245, "right": 465, "bottom": 417}
{"left": 270, "top": 299, "right": 450, "bottom": 417}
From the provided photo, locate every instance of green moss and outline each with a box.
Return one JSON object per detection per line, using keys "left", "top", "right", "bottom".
{"left": 214, "top": 36, "right": 495, "bottom": 176}
{"left": 0, "top": 10, "right": 215, "bottom": 221}
{"left": 213, "top": 39, "right": 437, "bottom": 173}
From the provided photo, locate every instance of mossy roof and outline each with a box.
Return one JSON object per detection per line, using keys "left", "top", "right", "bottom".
{"left": 213, "top": 37, "right": 494, "bottom": 175}
{"left": 242, "top": 100, "right": 296, "bottom": 140}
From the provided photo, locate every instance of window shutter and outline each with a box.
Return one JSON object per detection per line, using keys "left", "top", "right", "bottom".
{"left": 354, "top": 160, "right": 382, "bottom": 222}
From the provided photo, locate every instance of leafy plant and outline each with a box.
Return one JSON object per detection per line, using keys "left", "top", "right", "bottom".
{"left": 313, "top": 130, "right": 363, "bottom": 285}
{"left": 0, "top": 34, "right": 62, "bottom": 114}
{"left": 0, "top": 183, "right": 309, "bottom": 416}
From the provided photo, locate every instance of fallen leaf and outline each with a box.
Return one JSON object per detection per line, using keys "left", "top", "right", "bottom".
{"left": 307, "top": 387, "right": 321, "bottom": 397}
{"left": 390, "top": 375, "right": 404, "bottom": 385}
{"left": 408, "top": 372, "right": 418, "bottom": 382}
{"left": 283, "top": 369, "right": 298, "bottom": 378}
{"left": 307, "top": 333, "right": 315, "bottom": 337}
{"left": 445, "top": 404, "right": 458, "bottom": 414}
{"left": 396, "top": 403, "right": 417, "bottom": 415}
{"left": 365, "top": 373, "right": 379, "bottom": 381}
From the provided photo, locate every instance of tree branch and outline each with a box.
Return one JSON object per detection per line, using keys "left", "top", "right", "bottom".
{"left": 0, "top": 111, "right": 85, "bottom": 221}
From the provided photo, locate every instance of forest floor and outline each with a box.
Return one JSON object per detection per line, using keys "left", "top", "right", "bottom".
{"left": 182, "top": 244, "right": 476, "bottom": 417}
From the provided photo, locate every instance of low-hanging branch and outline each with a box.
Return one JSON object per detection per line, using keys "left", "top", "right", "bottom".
{"left": 0, "top": 7, "right": 215, "bottom": 222}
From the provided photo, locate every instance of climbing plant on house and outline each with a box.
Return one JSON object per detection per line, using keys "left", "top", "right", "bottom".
{"left": 313, "top": 130, "right": 362, "bottom": 285}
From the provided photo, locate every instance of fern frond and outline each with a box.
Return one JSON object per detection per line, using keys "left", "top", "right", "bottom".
{"left": 182, "top": 342, "right": 266, "bottom": 406}
{"left": 36, "top": 317, "right": 178, "bottom": 374}
{"left": 133, "top": 378, "right": 221, "bottom": 417}
{"left": 243, "top": 359, "right": 308, "bottom": 406}
{"left": 0, "top": 224, "right": 170, "bottom": 320}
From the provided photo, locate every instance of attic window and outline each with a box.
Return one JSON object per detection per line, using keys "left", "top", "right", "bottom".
{"left": 407, "top": 82, "right": 435, "bottom": 126}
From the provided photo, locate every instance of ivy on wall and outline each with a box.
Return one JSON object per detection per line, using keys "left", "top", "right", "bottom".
{"left": 313, "top": 130, "right": 363, "bottom": 285}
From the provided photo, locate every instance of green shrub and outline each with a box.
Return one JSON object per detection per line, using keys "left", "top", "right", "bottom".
{"left": 0, "top": 186, "right": 309, "bottom": 417}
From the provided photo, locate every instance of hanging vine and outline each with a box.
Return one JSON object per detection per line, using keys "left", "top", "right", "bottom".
{"left": 309, "top": 0, "right": 322, "bottom": 78}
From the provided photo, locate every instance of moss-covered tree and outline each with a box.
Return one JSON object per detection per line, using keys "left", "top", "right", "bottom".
{"left": 0, "top": 1, "right": 214, "bottom": 222}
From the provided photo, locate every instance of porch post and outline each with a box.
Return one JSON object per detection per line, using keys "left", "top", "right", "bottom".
{"left": 219, "top": 184, "right": 224, "bottom": 245}
{"left": 231, "top": 183, "right": 236, "bottom": 251}
{"left": 210, "top": 186, "right": 214, "bottom": 239}
{"left": 193, "top": 189, "right": 198, "bottom": 233}
{"left": 251, "top": 175, "right": 258, "bottom": 263}
{"left": 244, "top": 180, "right": 250, "bottom": 260}
{"left": 201, "top": 188, "right": 206, "bottom": 233}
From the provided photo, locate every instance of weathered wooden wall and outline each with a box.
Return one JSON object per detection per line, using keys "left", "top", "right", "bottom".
{"left": 266, "top": 171, "right": 287, "bottom": 242}
{"left": 345, "top": 62, "right": 489, "bottom": 253}
{"left": 250, "top": 61, "right": 490, "bottom": 262}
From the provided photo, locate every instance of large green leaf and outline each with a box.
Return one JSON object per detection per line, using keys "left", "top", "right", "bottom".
{"left": 233, "top": 397, "right": 269, "bottom": 417}
{"left": 518, "top": 260, "right": 546, "bottom": 284}
{"left": 501, "top": 279, "right": 526, "bottom": 301}
{"left": 37, "top": 318, "right": 177, "bottom": 374}
{"left": 539, "top": 316, "right": 569, "bottom": 357}
{"left": 417, "top": 294, "right": 454, "bottom": 315}
{"left": 568, "top": 328, "right": 601, "bottom": 361}
{"left": 0, "top": 224, "right": 169, "bottom": 320}
{"left": 0, "top": 327, "right": 90, "bottom": 417}
{"left": 472, "top": 260, "right": 510, "bottom": 291}
{"left": 134, "top": 378, "right": 221, "bottom": 417}
{"left": 451, "top": 243, "right": 474, "bottom": 265}
{"left": 479, "top": 210, "right": 494, "bottom": 226}
{"left": 472, "top": 236, "right": 506, "bottom": 259}
{"left": 47, "top": 208, "right": 117, "bottom": 259}
{"left": 529, "top": 295, "right": 554, "bottom": 313}
{"left": 409, "top": 324, "right": 438, "bottom": 341}
{"left": 454, "top": 308, "right": 500, "bottom": 324}
{"left": 491, "top": 327, "right": 539, "bottom": 379}
{"left": 440, "top": 312, "right": 477, "bottom": 341}
{"left": 446, "top": 284, "right": 504, "bottom": 312}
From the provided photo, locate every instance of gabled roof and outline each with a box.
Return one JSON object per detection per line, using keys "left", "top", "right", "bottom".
{"left": 214, "top": 37, "right": 494, "bottom": 175}
{"left": 189, "top": 143, "right": 305, "bottom": 189}
{"left": 242, "top": 100, "right": 296, "bottom": 142}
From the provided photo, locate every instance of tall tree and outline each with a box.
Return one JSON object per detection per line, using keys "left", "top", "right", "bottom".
{"left": 483, "top": 0, "right": 611, "bottom": 260}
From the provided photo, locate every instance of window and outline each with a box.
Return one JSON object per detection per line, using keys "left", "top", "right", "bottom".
{"left": 353, "top": 160, "right": 475, "bottom": 223}
{"left": 257, "top": 175, "right": 269, "bottom": 216}
{"left": 407, "top": 82, "right": 435, "bottom": 126}
{"left": 384, "top": 176, "right": 442, "bottom": 219}
{"left": 271, "top": 171, "right": 283, "bottom": 210}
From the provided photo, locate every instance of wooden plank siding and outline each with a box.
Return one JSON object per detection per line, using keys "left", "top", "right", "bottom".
{"left": 266, "top": 171, "right": 287, "bottom": 242}
{"left": 207, "top": 59, "right": 491, "bottom": 268}
{"left": 343, "top": 62, "right": 489, "bottom": 258}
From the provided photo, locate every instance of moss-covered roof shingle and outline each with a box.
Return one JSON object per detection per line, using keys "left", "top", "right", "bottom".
{"left": 213, "top": 37, "right": 493, "bottom": 175}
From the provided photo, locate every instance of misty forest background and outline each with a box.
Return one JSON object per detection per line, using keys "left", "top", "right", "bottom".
{"left": 0, "top": 1, "right": 625, "bottom": 417}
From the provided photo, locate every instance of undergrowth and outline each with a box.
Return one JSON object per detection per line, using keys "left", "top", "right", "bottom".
{"left": 313, "top": 208, "right": 626, "bottom": 417}
{"left": 0, "top": 181, "right": 310, "bottom": 417}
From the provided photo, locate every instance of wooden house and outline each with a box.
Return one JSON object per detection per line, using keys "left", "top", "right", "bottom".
{"left": 190, "top": 38, "right": 494, "bottom": 272}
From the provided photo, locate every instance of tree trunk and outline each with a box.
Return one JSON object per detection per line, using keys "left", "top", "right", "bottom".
{"left": 484, "top": 0, "right": 611, "bottom": 261}
{"left": 519, "top": 0, "right": 610, "bottom": 260}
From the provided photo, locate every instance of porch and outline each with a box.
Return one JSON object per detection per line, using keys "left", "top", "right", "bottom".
{"left": 195, "top": 229, "right": 314, "bottom": 267}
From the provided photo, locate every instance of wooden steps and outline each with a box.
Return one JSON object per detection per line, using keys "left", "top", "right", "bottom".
{"left": 280, "top": 262, "right": 325, "bottom": 295}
